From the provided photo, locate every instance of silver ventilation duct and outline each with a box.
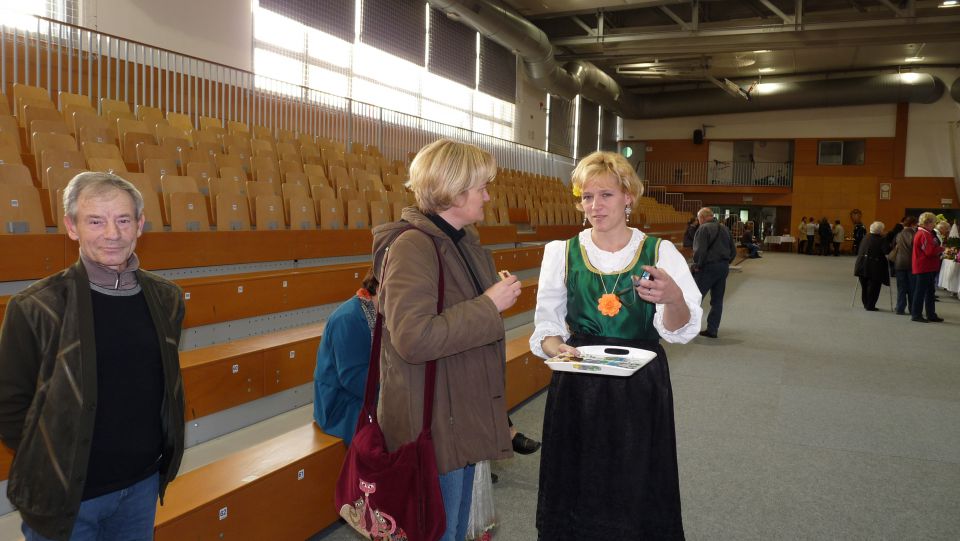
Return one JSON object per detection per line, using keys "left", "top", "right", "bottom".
{"left": 430, "top": 0, "right": 945, "bottom": 119}
{"left": 427, "top": 0, "right": 639, "bottom": 113}
{"left": 952, "top": 77, "right": 960, "bottom": 103}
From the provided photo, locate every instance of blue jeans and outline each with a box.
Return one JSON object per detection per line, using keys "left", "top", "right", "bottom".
{"left": 694, "top": 262, "right": 729, "bottom": 333}
{"left": 438, "top": 465, "right": 476, "bottom": 541}
{"left": 22, "top": 473, "right": 159, "bottom": 541}
{"left": 895, "top": 269, "right": 915, "bottom": 314}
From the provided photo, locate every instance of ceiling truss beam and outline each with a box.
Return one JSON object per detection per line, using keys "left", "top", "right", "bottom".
{"left": 877, "top": 0, "right": 916, "bottom": 17}
{"left": 757, "top": 0, "right": 795, "bottom": 24}
{"left": 551, "top": 15, "right": 960, "bottom": 48}
{"left": 570, "top": 16, "right": 596, "bottom": 36}
{"left": 659, "top": 6, "right": 691, "bottom": 30}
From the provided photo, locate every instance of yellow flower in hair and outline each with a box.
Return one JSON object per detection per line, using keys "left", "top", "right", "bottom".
{"left": 572, "top": 184, "right": 582, "bottom": 198}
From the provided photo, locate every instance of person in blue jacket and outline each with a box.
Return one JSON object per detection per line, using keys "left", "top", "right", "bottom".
{"left": 313, "top": 269, "right": 378, "bottom": 445}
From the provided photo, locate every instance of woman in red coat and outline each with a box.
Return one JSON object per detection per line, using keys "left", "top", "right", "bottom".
{"left": 911, "top": 212, "right": 944, "bottom": 322}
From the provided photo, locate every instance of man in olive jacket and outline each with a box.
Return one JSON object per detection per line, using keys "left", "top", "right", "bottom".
{"left": 0, "top": 172, "right": 185, "bottom": 541}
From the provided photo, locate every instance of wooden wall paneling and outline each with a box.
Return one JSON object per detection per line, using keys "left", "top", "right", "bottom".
{"left": 179, "top": 280, "right": 229, "bottom": 328}
{"left": 505, "top": 351, "right": 536, "bottom": 410}
{"left": 893, "top": 103, "right": 908, "bottom": 179}
{"left": 0, "top": 446, "right": 10, "bottom": 481}
{"left": 293, "top": 229, "right": 373, "bottom": 260}
{"left": 282, "top": 264, "right": 366, "bottom": 308}
{"left": 180, "top": 352, "right": 265, "bottom": 420}
{"left": 262, "top": 337, "right": 321, "bottom": 395}
{"left": 475, "top": 224, "right": 518, "bottom": 245}
{"left": 643, "top": 139, "right": 710, "bottom": 163}
{"left": 502, "top": 279, "right": 538, "bottom": 318}
{"left": 129, "top": 233, "right": 211, "bottom": 269}
{"left": 0, "top": 234, "right": 66, "bottom": 281}
{"left": 154, "top": 425, "right": 345, "bottom": 540}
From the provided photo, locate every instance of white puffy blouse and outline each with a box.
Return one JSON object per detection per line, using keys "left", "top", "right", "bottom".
{"left": 529, "top": 228, "right": 703, "bottom": 359}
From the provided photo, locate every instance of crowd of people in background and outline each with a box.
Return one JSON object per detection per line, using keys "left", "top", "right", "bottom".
{"left": 853, "top": 212, "right": 956, "bottom": 322}
{"left": 796, "top": 216, "right": 858, "bottom": 256}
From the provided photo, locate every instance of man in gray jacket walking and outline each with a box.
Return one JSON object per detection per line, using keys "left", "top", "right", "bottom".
{"left": 691, "top": 207, "right": 737, "bottom": 338}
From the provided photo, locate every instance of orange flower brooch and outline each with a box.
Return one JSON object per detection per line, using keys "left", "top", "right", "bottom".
{"left": 598, "top": 293, "right": 622, "bottom": 317}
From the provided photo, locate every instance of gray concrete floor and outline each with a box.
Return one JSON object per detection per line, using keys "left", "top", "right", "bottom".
{"left": 314, "top": 251, "right": 960, "bottom": 540}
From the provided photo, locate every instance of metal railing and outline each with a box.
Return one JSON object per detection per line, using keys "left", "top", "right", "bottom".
{"left": 1, "top": 15, "right": 575, "bottom": 180}
{"left": 638, "top": 161, "right": 793, "bottom": 187}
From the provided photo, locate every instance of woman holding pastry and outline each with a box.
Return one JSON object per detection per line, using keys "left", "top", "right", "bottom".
{"left": 530, "top": 151, "right": 702, "bottom": 540}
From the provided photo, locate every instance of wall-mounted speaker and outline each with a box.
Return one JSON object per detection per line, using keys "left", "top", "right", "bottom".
{"left": 693, "top": 129, "right": 704, "bottom": 144}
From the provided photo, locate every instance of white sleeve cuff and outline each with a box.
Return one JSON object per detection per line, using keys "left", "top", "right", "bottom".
{"left": 653, "top": 297, "right": 703, "bottom": 344}
{"left": 529, "top": 323, "right": 570, "bottom": 360}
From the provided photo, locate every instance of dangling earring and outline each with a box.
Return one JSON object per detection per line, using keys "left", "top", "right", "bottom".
{"left": 625, "top": 205, "right": 632, "bottom": 223}
{"left": 582, "top": 215, "right": 588, "bottom": 226}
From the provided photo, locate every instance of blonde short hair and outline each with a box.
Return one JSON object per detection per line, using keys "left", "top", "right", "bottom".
{"left": 918, "top": 212, "right": 937, "bottom": 226}
{"left": 405, "top": 139, "right": 496, "bottom": 214}
{"left": 570, "top": 151, "right": 644, "bottom": 212}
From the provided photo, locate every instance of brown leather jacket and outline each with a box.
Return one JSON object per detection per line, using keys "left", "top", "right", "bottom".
{"left": 0, "top": 260, "right": 185, "bottom": 541}
{"left": 371, "top": 208, "right": 512, "bottom": 474}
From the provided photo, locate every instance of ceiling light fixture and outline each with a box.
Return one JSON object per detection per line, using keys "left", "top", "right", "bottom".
{"left": 759, "top": 67, "right": 775, "bottom": 73}
{"left": 904, "top": 56, "right": 924, "bottom": 62}
{"left": 939, "top": 0, "right": 959, "bottom": 7}
{"left": 753, "top": 50, "right": 771, "bottom": 53}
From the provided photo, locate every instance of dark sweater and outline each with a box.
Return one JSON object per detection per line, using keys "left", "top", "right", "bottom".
{"left": 84, "top": 288, "right": 164, "bottom": 500}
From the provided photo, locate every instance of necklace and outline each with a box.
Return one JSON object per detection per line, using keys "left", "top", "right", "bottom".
{"left": 597, "top": 270, "right": 625, "bottom": 317}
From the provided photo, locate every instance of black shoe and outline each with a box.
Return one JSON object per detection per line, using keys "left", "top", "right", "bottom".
{"left": 912, "top": 317, "right": 929, "bottom": 323}
{"left": 491, "top": 472, "right": 499, "bottom": 484}
{"left": 512, "top": 433, "right": 541, "bottom": 455}
{"left": 699, "top": 329, "right": 718, "bottom": 338}
{"left": 865, "top": 307, "right": 879, "bottom": 311}
{"left": 928, "top": 316, "right": 944, "bottom": 322}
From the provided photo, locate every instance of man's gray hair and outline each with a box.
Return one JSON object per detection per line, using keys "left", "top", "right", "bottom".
{"left": 869, "top": 221, "right": 884, "bottom": 234}
{"left": 63, "top": 172, "right": 145, "bottom": 221}
{"left": 697, "top": 207, "right": 714, "bottom": 220}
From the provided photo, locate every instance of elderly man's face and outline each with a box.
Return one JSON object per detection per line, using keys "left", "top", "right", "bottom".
{"left": 64, "top": 188, "right": 144, "bottom": 271}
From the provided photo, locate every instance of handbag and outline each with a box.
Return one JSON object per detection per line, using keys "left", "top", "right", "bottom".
{"left": 335, "top": 226, "right": 446, "bottom": 541}
{"left": 885, "top": 240, "right": 899, "bottom": 262}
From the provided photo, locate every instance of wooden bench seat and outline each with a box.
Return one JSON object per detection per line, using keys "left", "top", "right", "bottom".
{"left": 156, "top": 333, "right": 548, "bottom": 540}
{"left": 1, "top": 252, "right": 545, "bottom": 330}
{"left": 180, "top": 323, "right": 324, "bottom": 420}
{"left": 505, "top": 334, "right": 551, "bottom": 410}
{"left": 0, "top": 224, "right": 521, "bottom": 282}
{"left": 153, "top": 423, "right": 345, "bottom": 540}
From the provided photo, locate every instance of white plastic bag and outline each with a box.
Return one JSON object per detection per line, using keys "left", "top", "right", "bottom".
{"left": 466, "top": 460, "right": 496, "bottom": 540}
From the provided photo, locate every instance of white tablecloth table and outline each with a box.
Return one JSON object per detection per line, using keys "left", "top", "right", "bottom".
{"left": 939, "top": 259, "right": 959, "bottom": 293}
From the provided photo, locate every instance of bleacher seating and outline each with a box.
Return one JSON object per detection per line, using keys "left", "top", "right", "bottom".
{"left": 0, "top": 76, "right": 695, "bottom": 540}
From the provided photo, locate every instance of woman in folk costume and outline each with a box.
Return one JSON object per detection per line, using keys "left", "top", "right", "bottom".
{"left": 531, "top": 151, "right": 702, "bottom": 540}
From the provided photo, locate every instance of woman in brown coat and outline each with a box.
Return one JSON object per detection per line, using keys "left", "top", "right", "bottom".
{"left": 371, "top": 139, "right": 522, "bottom": 540}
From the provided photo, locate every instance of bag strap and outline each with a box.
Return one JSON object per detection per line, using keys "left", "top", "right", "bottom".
{"left": 359, "top": 225, "right": 444, "bottom": 434}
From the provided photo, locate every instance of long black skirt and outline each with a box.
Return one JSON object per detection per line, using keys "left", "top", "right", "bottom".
{"left": 536, "top": 334, "right": 684, "bottom": 540}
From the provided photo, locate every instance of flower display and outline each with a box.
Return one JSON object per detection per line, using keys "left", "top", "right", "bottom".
{"left": 597, "top": 293, "right": 622, "bottom": 317}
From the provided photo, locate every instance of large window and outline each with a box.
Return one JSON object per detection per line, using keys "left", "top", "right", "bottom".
{"left": 818, "top": 140, "right": 865, "bottom": 165}
{"left": 252, "top": 1, "right": 515, "bottom": 139}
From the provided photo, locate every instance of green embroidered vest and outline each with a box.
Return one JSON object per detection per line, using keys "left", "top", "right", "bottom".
{"left": 565, "top": 234, "right": 662, "bottom": 341}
